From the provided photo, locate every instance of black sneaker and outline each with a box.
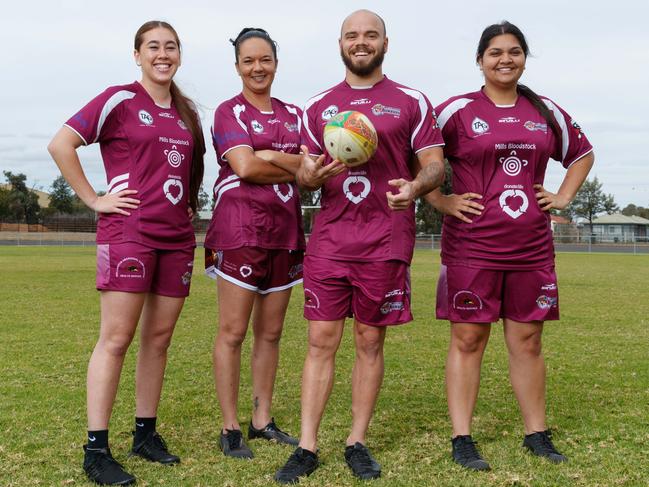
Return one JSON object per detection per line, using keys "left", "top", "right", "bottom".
{"left": 220, "top": 429, "right": 254, "bottom": 459}
{"left": 523, "top": 430, "right": 567, "bottom": 463}
{"left": 83, "top": 445, "right": 136, "bottom": 486}
{"left": 274, "top": 447, "right": 319, "bottom": 484}
{"left": 130, "top": 431, "right": 180, "bottom": 464}
{"left": 344, "top": 442, "right": 381, "bottom": 480}
{"left": 451, "top": 435, "right": 491, "bottom": 471}
{"left": 248, "top": 418, "right": 299, "bottom": 446}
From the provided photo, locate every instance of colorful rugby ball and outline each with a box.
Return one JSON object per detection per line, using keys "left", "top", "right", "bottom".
{"left": 323, "top": 111, "right": 378, "bottom": 167}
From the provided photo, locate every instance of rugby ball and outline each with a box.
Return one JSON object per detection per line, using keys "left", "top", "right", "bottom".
{"left": 323, "top": 111, "right": 378, "bottom": 167}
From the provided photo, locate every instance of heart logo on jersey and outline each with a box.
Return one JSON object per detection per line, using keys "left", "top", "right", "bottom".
{"left": 343, "top": 176, "right": 371, "bottom": 205}
{"left": 499, "top": 189, "right": 529, "bottom": 219}
{"left": 163, "top": 178, "right": 184, "bottom": 205}
{"left": 273, "top": 184, "right": 294, "bottom": 203}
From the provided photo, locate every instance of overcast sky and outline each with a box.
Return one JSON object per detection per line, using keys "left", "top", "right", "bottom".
{"left": 2, "top": 0, "right": 648, "bottom": 208}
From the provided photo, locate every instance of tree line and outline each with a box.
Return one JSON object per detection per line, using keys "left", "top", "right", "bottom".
{"left": 0, "top": 170, "right": 645, "bottom": 232}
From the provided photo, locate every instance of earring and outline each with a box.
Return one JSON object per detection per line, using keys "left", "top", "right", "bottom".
{"left": 136, "top": 62, "right": 141, "bottom": 67}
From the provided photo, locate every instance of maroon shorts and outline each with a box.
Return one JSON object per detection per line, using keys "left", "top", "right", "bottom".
{"left": 436, "top": 264, "right": 559, "bottom": 323}
{"left": 205, "top": 247, "right": 303, "bottom": 294}
{"left": 96, "top": 243, "right": 194, "bottom": 297}
{"left": 303, "top": 255, "right": 412, "bottom": 326}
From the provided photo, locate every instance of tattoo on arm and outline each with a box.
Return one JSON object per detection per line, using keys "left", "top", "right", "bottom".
{"left": 415, "top": 160, "right": 445, "bottom": 197}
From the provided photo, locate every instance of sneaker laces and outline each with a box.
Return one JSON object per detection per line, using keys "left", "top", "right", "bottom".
{"left": 455, "top": 438, "right": 482, "bottom": 461}
{"left": 284, "top": 449, "right": 308, "bottom": 469}
{"left": 348, "top": 447, "right": 375, "bottom": 469}
{"left": 150, "top": 432, "right": 169, "bottom": 452}
{"left": 533, "top": 431, "right": 559, "bottom": 455}
{"left": 225, "top": 429, "right": 244, "bottom": 450}
{"left": 88, "top": 449, "right": 125, "bottom": 475}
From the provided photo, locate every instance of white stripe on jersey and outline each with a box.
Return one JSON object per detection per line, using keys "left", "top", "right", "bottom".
{"left": 233, "top": 104, "right": 248, "bottom": 132}
{"left": 109, "top": 182, "right": 129, "bottom": 194}
{"left": 214, "top": 181, "right": 241, "bottom": 208}
{"left": 107, "top": 173, "right": 129, "bottom": 193}
{"left": 396, "top": 87, "right": 429, "bottom": 148}
{"left": 285, "top": 105, "right": 302, "bottom": 136}
{"left": 437, "top": 98, "right": 473, "bottom": 130}
{"left": 63, "top": 124, "right": 88, "bottom": 145}
{"left": 94, "top": 90, "right": 136, "bottom": 143}
{"left": 302, "top": 90, "right": 333, "bottom": 152}
{"left": 542, "top": 99, "right": 569, "bottom": 162}
{"left": 213, "top": 174, "right": 241, "bottom": 197}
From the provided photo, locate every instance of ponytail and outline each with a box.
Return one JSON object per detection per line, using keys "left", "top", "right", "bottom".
{"left": 170, "top": 81, "right": 205, "bottom": 212}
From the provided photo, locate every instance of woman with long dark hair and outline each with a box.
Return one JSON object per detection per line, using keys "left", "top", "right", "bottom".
{"left": 204, "top": 28, "right": 304, "bottom": 459}
{"left": 427, "top": 21, "right": 594, "bottom": 471}
{"left": 48, "top": 20, "right": 204, "bottom": 485}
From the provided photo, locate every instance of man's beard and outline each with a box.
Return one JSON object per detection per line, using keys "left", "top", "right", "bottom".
{"left": 340, "top": 46, "right": 385, "bottom": 77}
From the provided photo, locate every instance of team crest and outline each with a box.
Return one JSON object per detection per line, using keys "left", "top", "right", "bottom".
{"left": 138, "top": 110, "right": 154, "bottom": 126}
{"left": 321, "top": 105, "right": 339, "bottom": 121}
{"left": 471, "top": 117, "right": 489, "bottom": 135}
{"left": 251, "top": 120, "right": 264, "bottom": 133}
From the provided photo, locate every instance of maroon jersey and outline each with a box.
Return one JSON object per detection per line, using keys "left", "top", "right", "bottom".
{"left": 436, "top": 89, "right": 593, "bottom": 269}
{"left": 302, "top": 76, "right": 443, "bottom": 264}
{"left": 65, "top": 82, "right": 196, "bottom": 249}
{"left": 204, "top": 94, "right": 305, "bottom": 251}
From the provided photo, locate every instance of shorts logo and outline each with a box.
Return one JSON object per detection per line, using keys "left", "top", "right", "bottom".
{"left": 178, "top": 119, "right": 188, "bottom": 130}
{"left": 536, "top": 295, "right": 557, "bottom": 309}
{"left": 385, "top": 288, "right": 405, "bottom": 297}
{"left": 380, "top": 301, "right": 405, "bottom": 315}
{"left": 181, "top": 271, "right": 192, "bottom": 285}
{"left": 163, "top": 178, "right": 184, "bottom": 205}
{"left": 499, "top": 189, "right": 528, "bottom": 219}
{"left": 499, "top": 150, "right": 528, "bottom": 176}
{"left": 541, "top": 283, "right": 557, "bottom": 291}
{"left": 371, "top": 103, "right": 401, "bottom": 117}
{"left": 239, "top": 265, "right": 252, "bottom": 278}
{"left": 216, "top": 250, "right": 224, "bottom": 270}
{"left": 453, "top": 290, "right": 483, "bottom": 310}
{"left": 321, "top": 105, "right": 338, "bottom": 121}
{"left": 251, "top": 120, "right": 264, "bottom": 133}
{"left": 471, "top": 117, "right": 489, "bottom": 135}
{"left": 138, "top": 110, "right": 154, "bottom": 126}
{"left": 342, "top": 175, "right": 371, "bottom": 205}
{"left": 288, "top": 264, "right": 303, "bottom": 279}
{"left": 116, "top": 257, "right": 146, "bottom": 279}
{"left": 164, "top": 145, "right": 185, "bottom": 168}
{"left": 304, "top": 288, "right": 320, "bottom": 309}
{"left": 524, "top": 120, "right": 547, "bottom": 132}
{"left": 273, "top": 183, "right": 294, "bottom": 203}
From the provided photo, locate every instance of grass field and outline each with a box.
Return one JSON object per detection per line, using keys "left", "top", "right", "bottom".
{"left": 0, "top": 247, "right": 647, "bottom": 486}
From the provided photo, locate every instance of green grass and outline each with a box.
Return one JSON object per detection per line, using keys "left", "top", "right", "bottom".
{"left": 0, "top": 247, "right": 647, "bottom": 486}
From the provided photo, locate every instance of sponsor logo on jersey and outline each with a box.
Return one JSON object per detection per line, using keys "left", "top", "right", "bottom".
{"left": 541, "top": 283, "right": 557, "bottom": 291}
{"left": 272, "top": 141, "right": 299, "bottom": 151}
{"left": 138, "top": 110, "right": 154, "bottom": 126}
{"left": 177, "top": 119, "right": 188, "bottom": 130}
{"left": 250, "top": 120, "right": 264, "bottom": 134}
{"left": 267, "top": 118, "right": 281, "bottom": 125}
{"left": 239, "top": 265, "right": 253, "bottom": 278}
{"left": 284, "top": 121, "right": 299, "bottom": 132}
{"left": 371, "top": 103, "right": 401, "bottom": 117}
{"left": 350, "top": 98, "right": 371, "bottom": 105}
{"left": 159, "top": 112, "right": 174, "bottom": 119}
{"left": 213, "top": 131, "right": 248, "bottom": 145}
{"left": 536, "top": 295, "right": 557, "bottom": 309}
{"left": 453, "top": 290, "right": 483, "bottom": 310}
{"left": 273, "top": 183, "right": 294, "bottom": 203}
{"left": 380, "top": 301, "right": 405, "bottom": 315}
{"left": 431, "top": 109, "right": 440, "bottom": 129}
{"left": 471, "top": 117, "right": 489, "bottom": 135}
{"left": 342, "top": 175, "right": 371, "bottom": 205}
{"left": 499, "top": 187, "right": 529, "bottom": 219}
{"left": 499, "top": 150, "right": 528, "bottom": 176}
{"left": 116, "top": 257, "right": 146, "bottom": 278}
{"left": 288, "top": 263, "right": 303, "bottom": 279}
{"left": 164, "top": 145, "right": 185, "bottom": 168}
{"left": 524, "top": 120, "right": 547, "bottom": 132}
{"left": 499, "top": 116, "right": 520, "bottom": 123}
{"left": 163, "top": 177, "right": 184, "bottom": 205}
{"left": 321, "top": 105, "right": 339, "bottom": 121}
{"left": 72, "top": 113, "right": 88, "bottom": 129}
{"left": 570, "top": 119, "right": 584, "bottom": 138}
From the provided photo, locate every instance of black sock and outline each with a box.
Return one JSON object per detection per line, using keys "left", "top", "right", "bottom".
{"left": 134, "top": 417, "right": 156, "bottom": 443}
{"left": 87, "top": 430, "right": 109, "bottom": 449}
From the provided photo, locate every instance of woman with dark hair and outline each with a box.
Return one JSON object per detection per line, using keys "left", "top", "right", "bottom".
{"left": 48, "top": 20, "right": 204, "bottom": 485}
{"left": 204, "top": 28, "right": 304, "bottom": 459}
{"left": 426, "top": 21, "right": 594, "bottom": 471}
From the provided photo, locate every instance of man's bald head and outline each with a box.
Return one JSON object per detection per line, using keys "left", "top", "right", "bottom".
{"left": 340, "top": 9, "right": 386, "bottom": 38}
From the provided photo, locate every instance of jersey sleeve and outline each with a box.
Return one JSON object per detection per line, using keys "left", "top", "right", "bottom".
{"left": 543, "top": 98, "right": 593, "bottom": 168}
{"left": 434, "top": 98, "right": 461, "bottom": 157}
{"left": 300, "top": 99, "right": 324, "bottom": 156}
{"left": 64, "top": 86, "right": 133, "bottom": 145}
{"left": 409, "top": 91, "right": 444, "bottom": 153}
{"left": 211, "top": 102, "right": 254, "bottom": 160}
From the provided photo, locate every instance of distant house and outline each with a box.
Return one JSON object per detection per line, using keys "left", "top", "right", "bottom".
{"left": 0, "top": 183, "right": 50, "bottom": 208}
{"left": 590, "top": 213, "right": 649, "bottom": 242}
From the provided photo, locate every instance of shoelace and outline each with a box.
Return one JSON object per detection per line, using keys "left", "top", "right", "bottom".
{"left": 88, "top": 450, "right": 125, "bottom": 475}
{"left": 225, "top": 430, "right": 243, "bottom": 450}
{"left": 284, "top": 450, "right": 311, "bottom": 469}
{"left": 348, "top": 448, "right": 375, "bottom": 468}
{"left": 533, "top": 432, "right": 558, "bottom": 455}
{"left": 150, "top": 432, "right": 169, "bottom": 452}
{"left": 455, "top": 439, "right": 482, "bottom": 461}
